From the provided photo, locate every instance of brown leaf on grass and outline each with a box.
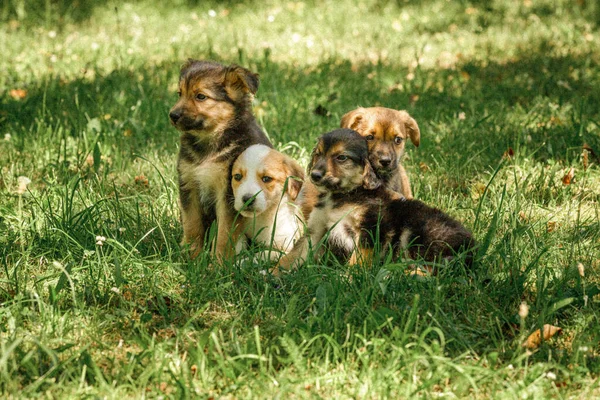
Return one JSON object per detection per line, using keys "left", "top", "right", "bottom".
{"left": 409, "top": 94, "right": 419, "bottom": 104}
{"left": 583, "top": 143, "right": 599, "bottom": 163}
{"left": 522, "top": 324, "right": 562, "bottom": 349}
{"left": 561, "top": 168, "right": 574, "bottom": 185}
{"left": 9, "top": 89, "right": 27, "bottom": 100}
{"left": 419, "top": 162, "right": 430, "bottom": 172}
{"left": 582, "top": 149, "right": 589, "bottom": 170}
{"left": 134, "top": 175, "right": 149, "bottom": 187}
{"left": 503, "top": 147, "right": 514, "bottom": 160}
{"left": 547, "top": 221, "right": 558, "bottom": 232}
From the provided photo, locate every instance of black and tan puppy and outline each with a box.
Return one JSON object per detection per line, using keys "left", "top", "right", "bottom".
{"left": 170, "top": 59, "right": 272, "bottom": 259}
{"left": 341, "top": 107, "right": 420, "bottom": 199}
{"left": 276, "top": 128, "right": 474, "bottom": 273}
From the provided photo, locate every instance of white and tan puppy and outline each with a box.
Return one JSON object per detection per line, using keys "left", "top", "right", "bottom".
{"left": 231, "top": 144, "right": 307, "bottom": 258}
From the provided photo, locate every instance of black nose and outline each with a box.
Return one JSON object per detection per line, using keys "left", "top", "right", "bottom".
{"left": 311, "top": 170, "right": 323, "bottom": 182}
{"left": 379, "top": 157, "right": 392, "bottom": 167}
{"left": 242, "top": 194, "right": 255, "bottom": 207}
{"left": 169, "top": 110, "right": 182, "bottom": 123}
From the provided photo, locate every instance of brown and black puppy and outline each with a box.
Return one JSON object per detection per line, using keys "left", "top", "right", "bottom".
{"left": 340, "top": 107, "right": 420, "bottom": 198}
{"left": 170, "top": 59, "right": 272, "bottom": 259}
{"left": 276, "top": 128, "right": 474, "bottom": 273}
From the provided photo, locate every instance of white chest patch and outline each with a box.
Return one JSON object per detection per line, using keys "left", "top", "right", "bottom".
{"left": 326, "top": 205, "right": 359, "bottom": 253}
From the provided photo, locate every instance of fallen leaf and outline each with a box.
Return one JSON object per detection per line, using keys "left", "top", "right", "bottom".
{"left": 518, "top": 211, "right": 528, "bottom": 222}
{"left": 409, "top": 94, "right": 419, "bottom": 104}
{"left": 582, "top": 149, "right": 589, "bottom": 170}
{"left": 561, "top": 168, "right": 574, "bottom": 185}
{"left": 9, "top": 89, "right": 27, "bottom": 99}
{"left": 547, "top": 221, "right": 558, "bottom": 232}
{"left": 522, "top": 324, "right": 562, "bottom": 349}
{"left": 419, "top": 162, "right": 430, "bottom": 172}
{"left": 503, "top": 147, "right": 515, "bottom": 159}
{"left": 123, "top": 129, "right": 133, "bottom": 137}
{"left": 135, "top": 175, "right": 149, "bottom": 187}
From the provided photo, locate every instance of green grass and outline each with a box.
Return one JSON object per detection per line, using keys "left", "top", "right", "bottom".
{"left": 1, "top": 0, "right": 600, "bottom": 397}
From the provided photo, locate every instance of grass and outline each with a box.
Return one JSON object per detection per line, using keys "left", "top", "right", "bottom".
{"left": 1, "top": 0, "right": 600, "bottom": 397}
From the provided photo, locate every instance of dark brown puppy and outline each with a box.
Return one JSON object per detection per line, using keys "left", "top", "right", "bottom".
{"left": 170, "top": 59, "right": 272, "bottom": 259}
{"left": 340, "top": 107, "right": 420, "bottom": 198}
{"left": 276, "top": 128, "right": 474, "bottom": 272}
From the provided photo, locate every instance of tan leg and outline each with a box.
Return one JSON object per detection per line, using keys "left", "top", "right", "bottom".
{"left": 348, "top": 247, "right": 374, "bottom": 267}
{"left": 179, "top": 187, "right": 205, "bottom": 259}
{"left": 213, "top": 196, "right": 243, "bottom": 261}
{"left": 273, "top": 236, "right": 309, "bottom": 275}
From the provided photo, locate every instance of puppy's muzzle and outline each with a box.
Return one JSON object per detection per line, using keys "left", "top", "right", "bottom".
{"left": 169, "top": 110, "right": 182, "bottom": 124}
{"left": 310, "top": 170, "right": 324, "bottom": 183}
{"left": 241, "top": 194, "right": 256, "bottom": 209}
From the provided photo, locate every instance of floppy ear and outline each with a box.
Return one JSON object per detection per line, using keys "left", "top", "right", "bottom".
{"left": 398, "top": 110, "right": 420, "bottom": 147}
{"left": 340, "top": 109, "right": 364, "bottom": 130}
{"left": 224, "top": 65, "right": 260, "bottom": 97}
{"left": 307, "top": 140, "right": 321, "bottom": 173}
{"left": 283, "top": 157, "right": 305, "bottom": 201}
{"left": 362, "top": 160, "right": 382, "bottom": 190}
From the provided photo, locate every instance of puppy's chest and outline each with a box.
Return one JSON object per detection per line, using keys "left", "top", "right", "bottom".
{"left": 314, "top": 200, "right": 362, "bottom": 254}
{"left": 179, "top": 144, "right": 238, "bottom": 204}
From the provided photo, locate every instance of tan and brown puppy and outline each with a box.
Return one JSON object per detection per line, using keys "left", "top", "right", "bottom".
{"left": 170, "top": 60, "right": 272, "bottom": 259}
{"left": 230, "top": 144, "right": 307, "bottom": 258}
{"left": 340, "top": 107, "right": 420, "bottom": 198}
{"left": 276, "top": 129, "right": 474, "bottom": 273}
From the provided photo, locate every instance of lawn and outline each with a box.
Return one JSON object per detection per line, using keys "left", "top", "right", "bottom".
{"left": 1, "top": 0, "right": 600, "bottom": 397}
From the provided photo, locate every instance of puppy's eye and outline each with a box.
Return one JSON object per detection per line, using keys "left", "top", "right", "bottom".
{"left": 233, "top": 173, "right": 243, "bottom": 181}
{"left": 366, "top": 135, "right": 374, "bottom": 141}
{"left": 336, "top": 155, "right": 348, "bottom": 162}
{"left": 394, "top": 137, "right": 403, "bottom": 145}
{"left": 262, "top": 176, "right": 273, "bottom": 183}
{"left": 195, "top": 93, "right": 207, "bottom": 101}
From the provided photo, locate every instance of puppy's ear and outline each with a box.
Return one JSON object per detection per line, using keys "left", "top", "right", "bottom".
{"left": 340, "top": 109, "right": 364, "bottom": 130}
{"left": 224, "top": 65, "right": 260, "bottom": 97}
{"left": 283, "top": 157, "right": 305, "bottom": 201}
{"left": 307, "top": 140, "right": 322, "bottom": 173}
{"left": 362, "top": 160, "right": 382, "bottom": 190}
{"left": 398, "top": 110, "right": 420, "bottom": 147}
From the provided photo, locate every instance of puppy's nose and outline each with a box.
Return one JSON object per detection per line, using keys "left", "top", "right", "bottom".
{"left": 311, "top": 170, "right": 323, "bottom": 182}
{"left": 169, "top": 110, "right": 182, "bottom": 123}
{"left": 379, "top": 157, "right": 392, "bottom": 167}
{"left": 242, "top": 194, "right": 255, "bottom": 207}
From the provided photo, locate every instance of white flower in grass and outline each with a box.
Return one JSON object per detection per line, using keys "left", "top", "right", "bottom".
{"left": 458, "top": 112, "right": 466, "bottom": 120}
{"left": 518, "top": 302, "right": 529, "bottom": 319}
{"left": 208, "top": 9, "right": 216, "bottom": 17}
{"left": 48, "top": 30, "right": 57, "bottom": 38}
{"left": 110, "top": 287, "right": 120, "bottom": 294}
{"left": 4, "top": 133, "right": 11, "bottom": 141}
{"left": 16, "top": 176, "right": 31, "bottom": 195}
{"left": 95, "top": 235, "right": 107, "bottom": 246}
{"left": 577, "top": 262, "right": 585, "bottom": 277}
{"left": 546, "top": 372, "right": 557, "bottom": 380}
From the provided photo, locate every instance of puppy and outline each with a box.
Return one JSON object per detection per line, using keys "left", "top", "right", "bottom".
{"left": 230, "top": 144, "right": 307, "bottom": 258}
{"left": 340, "top": 107, "right": 420, "bottom": 199}
{"left": 169, "top": 60, "right": 272, "bottom": 259}
{"left": 276, "top": 129, "right": 474, "bottom": 272}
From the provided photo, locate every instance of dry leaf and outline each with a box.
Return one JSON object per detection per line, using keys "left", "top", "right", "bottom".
{"left": 409, "top": 94, "right": 419, "bottom": 104}
{"left": 9, "top": 89, "right": 27, "bottom": 100}
{"left": 135, "top": 175, "right": 149, "bottom": 187}
{"left": 503, "top": 147, "right": 515, "bottom": 159}
{"left": 561, "top": 168, "right": 574, "bottom": 185}
{"left": 547, "top": 221, "right": 558, "bottom": 232}
{"left": 522, "top": 324, "right": 562, "bottom": 349}
{"left": 518, "top": 211, "right": 528, "bottom": 222}
{"left": 419, "top": 162, "right": 430, "bottom": 172}
{"left": 582, "top": 149, "right": 589, "bottom": 170}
